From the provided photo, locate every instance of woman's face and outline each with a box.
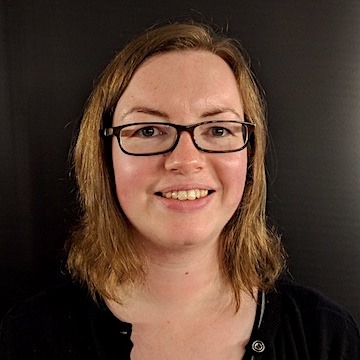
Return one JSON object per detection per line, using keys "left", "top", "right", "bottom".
{"left": 112, "top": 50, "right": 248, "bottom": 250}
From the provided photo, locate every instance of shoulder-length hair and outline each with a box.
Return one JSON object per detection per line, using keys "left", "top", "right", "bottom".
{"left": 67, "top": 22, "right": 285, "bottom": 310}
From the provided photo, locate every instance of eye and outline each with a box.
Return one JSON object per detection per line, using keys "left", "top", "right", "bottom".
{"left": 209, "top": 126, "right": 232, "bottom": 137}
{"left": 120, "top": 123, "right": 173, "bottom": 141}
{"left": 131, "top": 125, "right": 165, "bottom": 138}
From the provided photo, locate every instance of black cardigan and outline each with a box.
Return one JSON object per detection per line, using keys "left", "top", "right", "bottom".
{"left": 1, "top": 278, "right": 359, "bottom": 359}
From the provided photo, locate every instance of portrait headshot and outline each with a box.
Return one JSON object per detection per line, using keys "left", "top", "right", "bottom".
{"left": 0, "top": 1, "right": 359, "bottom": 359}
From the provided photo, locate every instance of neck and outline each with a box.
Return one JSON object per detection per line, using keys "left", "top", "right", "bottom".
{"left": 128, "top": 238, "right": 232, "bottom": 313}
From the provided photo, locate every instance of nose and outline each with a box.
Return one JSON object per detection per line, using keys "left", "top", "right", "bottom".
{"left": 164, "top": 132, "right": 206, "bottom": 174}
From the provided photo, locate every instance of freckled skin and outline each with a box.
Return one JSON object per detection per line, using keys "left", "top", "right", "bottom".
{"left": 112, "top": 51, "right": 248, "bottom": 250}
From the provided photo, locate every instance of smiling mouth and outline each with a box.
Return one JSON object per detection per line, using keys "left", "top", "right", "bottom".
{"left": 155, "top": 189, "right": 214, "bottom": 201}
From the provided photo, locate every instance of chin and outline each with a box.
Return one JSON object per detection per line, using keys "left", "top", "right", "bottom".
{"left": 141, "top": 228, "right": 222, "bottom": 251}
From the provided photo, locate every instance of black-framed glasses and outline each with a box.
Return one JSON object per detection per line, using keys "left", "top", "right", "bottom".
{"left": 101, "top": 120, "right": 255, "bottom": 156}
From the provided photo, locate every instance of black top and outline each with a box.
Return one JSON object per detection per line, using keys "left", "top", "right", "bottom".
{"left": 0, "top": 278, "right": 359, "bottom": 359}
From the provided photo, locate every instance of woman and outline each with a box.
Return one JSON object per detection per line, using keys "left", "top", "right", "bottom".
{"left": 1, "top": 22, "right": 359, "bottom": 359}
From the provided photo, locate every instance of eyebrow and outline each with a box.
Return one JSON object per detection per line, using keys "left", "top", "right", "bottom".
{"left": 120, "top": 105, "right": 242, "bottom": 120}
{"left": 201, "top": 106, "right": 242, "bottom": 119}
{"left": 121, "top": 107, "right": 169, "bottom": 119}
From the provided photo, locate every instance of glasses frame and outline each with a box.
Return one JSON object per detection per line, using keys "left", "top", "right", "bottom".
{"left": 101, "top": 120, "right": 255, "bottom": 156}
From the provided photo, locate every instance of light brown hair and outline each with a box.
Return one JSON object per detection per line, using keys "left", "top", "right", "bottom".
{"left": 67, "top": 22, "right": 285, "bottom": 309}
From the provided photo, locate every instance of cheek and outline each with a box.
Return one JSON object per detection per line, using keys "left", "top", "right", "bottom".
{"left": 220, "top": 153, "right": 248, "bottom": 204}
{"left": 112, "top": 145, "right": 140, "bottom": 205}
{"left": 112, "top": 146, "right": 159, "bottom": 208}
{"left": 113, "top": 156, "right": 143, "bottom": 184}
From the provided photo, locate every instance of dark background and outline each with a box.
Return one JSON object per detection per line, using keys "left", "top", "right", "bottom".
{"left": 1, "top": 0, "right": 359, "bottom": 325}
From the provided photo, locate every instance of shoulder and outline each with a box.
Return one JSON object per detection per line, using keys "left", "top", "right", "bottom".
{"left": 1, "top": 280, "right": 91, "bottom": 328}
{"left": 0, "top": 281, "right": 96, "bottom": 358}
{"left": 274, "top": 278, "right": 360, "bottom": 358}
{"left": 277, "top": 279, "right": 358, "bottom": 329}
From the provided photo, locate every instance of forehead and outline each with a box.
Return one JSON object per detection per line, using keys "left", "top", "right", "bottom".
{"left": 131, "top": 50, "right": 237, "bottom": 88}
{"left": 114, "top": 50, "right": 243, "bottom": 121}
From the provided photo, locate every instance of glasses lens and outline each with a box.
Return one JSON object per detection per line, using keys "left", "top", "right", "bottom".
{"left": 194, "top": 121, "right": 247, "bottom": 152}
{"left": 119, "top": 123, "right": 177, "bottom": 154}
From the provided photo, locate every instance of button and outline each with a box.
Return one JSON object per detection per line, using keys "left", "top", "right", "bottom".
{"left": 252, "top": 340, "right": 265, "bottom": 353}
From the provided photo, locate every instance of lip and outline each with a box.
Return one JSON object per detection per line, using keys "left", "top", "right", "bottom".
{"left": 155, "top": 183, "right": 216, "bottom": 194}
{"left": 154, "top": 183, "right": 216, "bottom": 212}
{"left": 154, "top": 190, "right": 215, "bottom": 212}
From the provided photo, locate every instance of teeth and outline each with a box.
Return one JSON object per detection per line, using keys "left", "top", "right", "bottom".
{"left": 162, "top": 189, "right": 209, "bottom": 201}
